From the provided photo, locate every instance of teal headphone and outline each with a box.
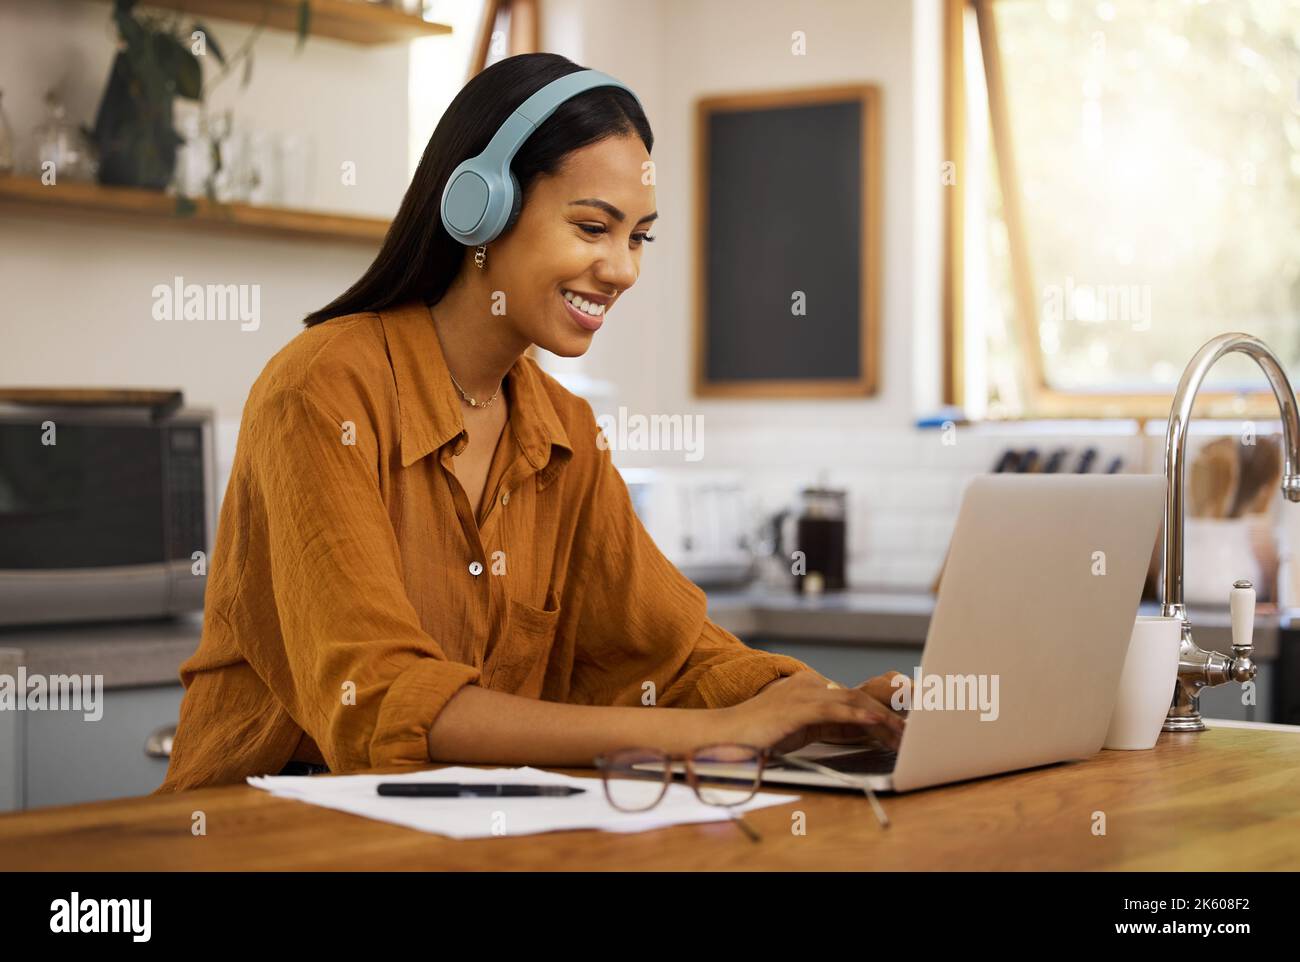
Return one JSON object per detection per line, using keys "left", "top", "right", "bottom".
{"left": 439, "top": 69, "right": 642, "bottom": 247}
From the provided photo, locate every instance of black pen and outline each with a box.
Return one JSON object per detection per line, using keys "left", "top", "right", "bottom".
{"left": 376, "top": 783, "right": 586, "bottom": 797}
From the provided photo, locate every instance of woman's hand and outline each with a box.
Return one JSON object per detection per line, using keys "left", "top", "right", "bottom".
{"left": 717, "top": 670, "right": 905, "bottom": 754}
{"left": 856, "top": 670, "right": 911, "bottom": 713}
{"left": 812, "top": 671, "right": 911, "bottom": 746}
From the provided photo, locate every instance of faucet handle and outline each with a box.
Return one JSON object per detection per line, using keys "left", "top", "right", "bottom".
{"left": 1230, "top": 579, "right": 1255, "bottom": 660}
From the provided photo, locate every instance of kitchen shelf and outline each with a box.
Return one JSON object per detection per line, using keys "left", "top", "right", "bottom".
{"left": 0, "top": 175, "right": 389, "bottom": 244}
{"left": 94, "top": 0, "right": 452, "bottom": 46}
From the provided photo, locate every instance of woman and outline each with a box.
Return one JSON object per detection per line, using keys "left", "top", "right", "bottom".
{"left": 157, "top": 53, "right": 903, "bottom": 792}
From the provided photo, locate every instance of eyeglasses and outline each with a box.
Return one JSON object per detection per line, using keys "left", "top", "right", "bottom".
{"left": 593, "top": 743, "right": 890, "bottom": 842}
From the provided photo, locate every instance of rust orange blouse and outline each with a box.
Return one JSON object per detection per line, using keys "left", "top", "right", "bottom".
{"left": 156, "top": 300, "right": 809, "bottom": 792}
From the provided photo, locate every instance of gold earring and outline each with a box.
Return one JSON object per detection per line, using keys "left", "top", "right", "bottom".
{"left": 474, "top": 245, "right": 487, "bottom": 269}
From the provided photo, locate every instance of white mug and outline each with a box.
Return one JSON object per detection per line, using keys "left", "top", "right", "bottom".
{"left": 1104, "top": 615, "right": 1183, "bottom": 750}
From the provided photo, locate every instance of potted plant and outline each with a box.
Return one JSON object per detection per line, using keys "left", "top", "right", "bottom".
{"left": 91, "top": 0, "right": 310, "bottom": 192}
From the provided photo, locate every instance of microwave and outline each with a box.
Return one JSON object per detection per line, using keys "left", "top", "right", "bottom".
{"left": 0, "top": 398, "right": 215, "bottom": 627}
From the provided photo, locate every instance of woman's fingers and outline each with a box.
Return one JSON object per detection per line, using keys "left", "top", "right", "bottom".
{"left": 767, "top": 671, "right": 906, "bottom": 750}
{"left": 789, "top": 672, "right": 904, "bottom": 729}
{"left": 800, "top": 693, "right": 902, "bottom": 750}
{"left": 845, "top": 688, "right": 904, "bottom": 733}
{"left": 856, "top": 671, "right": 911, "bottom": 713}
{"left": 837, "top": 688, "right": 904, "bottom": 748}
{"left": 741, "top": 670, "right": 910, "bottom": 753}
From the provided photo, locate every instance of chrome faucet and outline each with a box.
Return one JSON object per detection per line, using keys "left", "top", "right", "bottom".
{"left": 1162, "top": 333, "right": 1300, "bottom": 731}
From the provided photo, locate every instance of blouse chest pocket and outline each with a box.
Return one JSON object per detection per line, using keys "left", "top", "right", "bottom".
{"left": 483, "top": 588, "right": 562, "bottom": 697}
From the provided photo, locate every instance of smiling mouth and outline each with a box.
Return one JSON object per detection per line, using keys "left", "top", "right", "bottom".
{"left": 561, "top": 288, "right": 606, "bottom": 331}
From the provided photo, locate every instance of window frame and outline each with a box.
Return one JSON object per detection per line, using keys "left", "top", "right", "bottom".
{"left": 470, "top": 0, "right": 539, "bottom": 79}
{"left": 943, "top": 0, "right": 1288, "bottom": 423}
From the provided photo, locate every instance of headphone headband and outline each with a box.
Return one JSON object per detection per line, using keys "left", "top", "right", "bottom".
{"left": 440, "top": 69, "right": 643, "bottom": 248}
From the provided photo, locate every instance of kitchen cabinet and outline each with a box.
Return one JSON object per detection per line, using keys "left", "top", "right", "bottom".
{"left": 748, "top": 638, "right": 918, "bottom": 691}
{"left": 0, "top": 617, "right": 199, "bottom": 812}
{"left": 22, "top": 684, "right": 182, "bottom": 810}
{"left": 0, "top": 653, "right": 18, "bottom": 811}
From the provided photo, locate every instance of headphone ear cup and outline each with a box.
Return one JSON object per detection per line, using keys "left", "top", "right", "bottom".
{"left": 504, "top": 170, "right": 523, "bottom": 232}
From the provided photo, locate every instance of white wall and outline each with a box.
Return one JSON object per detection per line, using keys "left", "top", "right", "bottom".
{"left": 0, "top": 0, "right": 413, "bottom": 426}
{"left": 538, "top": 0, "right": 940, "bottom": 436}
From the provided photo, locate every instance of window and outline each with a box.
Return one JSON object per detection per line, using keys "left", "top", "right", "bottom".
{"left": 408, "top": 0, "right": 538, "bottom": 178}
{"left": 947, "top": 0, "right": 1300, "bottom": 420}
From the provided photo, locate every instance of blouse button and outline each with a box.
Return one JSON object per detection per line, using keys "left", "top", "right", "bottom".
{"left": 501, "top": 490, "right": 510, "bottom": 506}
{"left": 468, "top": 561, "right": 484, "bottom": 576}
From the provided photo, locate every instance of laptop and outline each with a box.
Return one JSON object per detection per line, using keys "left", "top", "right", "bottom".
{"left": 660, "top": 473, "right": 1167, "bottom": 794}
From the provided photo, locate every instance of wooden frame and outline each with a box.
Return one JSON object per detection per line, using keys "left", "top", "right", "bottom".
{"left": 693, "top": 84, "right": 882, "bottom": 399}
{"left": 469, "top": 0, "right": 503, "bottom": 80}
{"left": 466, "top": 0, "right": 540, "bottom": 358}
{"left": 469, "top": 0, "right": 539, "bottom": 80}
{"left": 509, "top": 0, "right": 540, "bottom": 57}
{"left": 946, "top": 0, "right": 1288, "bottom": 421}
{"left": 941, "top": 0, "right": 965, "bottom": 408}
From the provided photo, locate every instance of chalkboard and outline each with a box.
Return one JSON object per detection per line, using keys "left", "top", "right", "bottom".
{"left": 694, "top": 85, "right": 880, "bottom": 397}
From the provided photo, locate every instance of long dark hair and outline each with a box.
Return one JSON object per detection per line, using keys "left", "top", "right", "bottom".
{"left": 303, "top": 53, "right": 653, "bottom": 327}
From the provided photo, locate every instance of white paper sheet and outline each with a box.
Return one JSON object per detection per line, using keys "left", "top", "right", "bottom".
{"left": 246, "top": 765, "right": 800, "bottom": 840}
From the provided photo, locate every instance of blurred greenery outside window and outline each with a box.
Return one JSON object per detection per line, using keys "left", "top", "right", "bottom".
{"left": 953, "top": 0, "right": 1300, "bottom": 420}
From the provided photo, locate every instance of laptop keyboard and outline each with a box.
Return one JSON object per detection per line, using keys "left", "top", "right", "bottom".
{"left": 775, "top": 748, "right": 898, "bottom": 776}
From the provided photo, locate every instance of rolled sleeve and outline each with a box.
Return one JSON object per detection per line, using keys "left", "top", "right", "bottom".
{"left": 663, "top": 620, "right": 811, "bottom": 709}
{"left": 370, "top": 657, "right": 482, "bottom": 767}
{"left": 245, "top": 386, "right": 480, "bottom": 773}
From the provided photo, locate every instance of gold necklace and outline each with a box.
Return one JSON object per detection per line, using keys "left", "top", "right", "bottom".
{"left": 428, "top": 304, "right": 502, "bottom": 408}
{"left": 447, "top": 370, "right": 501, "bottom": 409}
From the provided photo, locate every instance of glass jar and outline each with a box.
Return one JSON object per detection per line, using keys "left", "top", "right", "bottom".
{"left": 0, "top": 89, "right": 15, "bottom": 175}
{"left": 31, "top": 91, "right": 97, "bottom": 182}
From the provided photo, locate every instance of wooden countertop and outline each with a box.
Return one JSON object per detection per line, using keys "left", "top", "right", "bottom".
{"left": 2, "top": 723, "right": 1297, "bottom": 870}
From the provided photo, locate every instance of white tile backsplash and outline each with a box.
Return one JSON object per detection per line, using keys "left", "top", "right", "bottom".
{"left": 211, "top": 410, "right": 1286, "bottom": 596}
{"left": 624, "top": 423, "right": 1160, "bottom": 591}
